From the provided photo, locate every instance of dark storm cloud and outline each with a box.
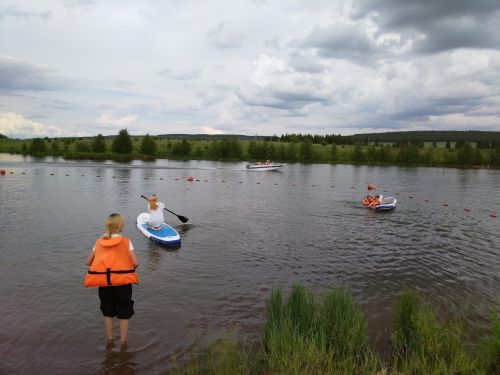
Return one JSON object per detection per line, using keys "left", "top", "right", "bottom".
{"left": 299, "top": 23, "right": 380, "bottom": 62}
{"left": 0, "top": 5, "right": 51, "bottom": 19}
{"left": 352, "top": 0, "right": 500, "bottom": 53}
{"left": 379, "top": 94, "right": 491, "bottom": 126}
{"left": 0, "top": 57, "right": 80, "bottom": 92}
{"left": 240, "top": 89, "right": 328, "bottom": 110}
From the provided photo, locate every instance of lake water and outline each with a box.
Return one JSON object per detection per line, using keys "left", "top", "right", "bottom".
{"left": 1, "top": 154, "right": 499, "bottom": 374}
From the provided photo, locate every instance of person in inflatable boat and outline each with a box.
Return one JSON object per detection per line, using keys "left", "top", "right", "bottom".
{"left": 147, "top": 194, "right": 165, "bottom": 230}
{"left": 85, "top": 213, "right": 139, "bottom": 349}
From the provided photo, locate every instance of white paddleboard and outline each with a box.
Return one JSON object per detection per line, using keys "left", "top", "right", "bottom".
{"left": 136, "top": 212, "right": 181, "bottom": 245}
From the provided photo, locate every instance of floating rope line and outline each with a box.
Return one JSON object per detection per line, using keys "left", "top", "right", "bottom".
{"left": 1, "top": 170, "right": 498, "bottom": 218}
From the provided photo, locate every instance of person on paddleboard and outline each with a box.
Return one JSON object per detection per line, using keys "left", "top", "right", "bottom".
{"left": 84, "top": 213, "right": 139, "bottom": 349}
{"left": 147, "top": 194, "right": 165, "bottom": 230}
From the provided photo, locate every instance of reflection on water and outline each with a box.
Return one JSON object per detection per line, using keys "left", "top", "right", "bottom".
{"left": 101, "top": 347, "right": 138, "bottom": 375}
{"left": 1, "top": 155, "right": 500, "bottom": 374}
{"left": 176, "top": 223, "right": 194, "bottom": 238}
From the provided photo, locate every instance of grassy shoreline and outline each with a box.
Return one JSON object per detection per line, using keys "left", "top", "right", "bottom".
{"left": 1, "top": 136, "right": 500, "bottom": 169}
{"left": 168, "top": 285, "right": 499, "bottom": 375}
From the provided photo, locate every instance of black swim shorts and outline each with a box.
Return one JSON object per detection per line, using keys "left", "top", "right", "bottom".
{"left": 98, "top": 284, "right": 135, "bottom": 319}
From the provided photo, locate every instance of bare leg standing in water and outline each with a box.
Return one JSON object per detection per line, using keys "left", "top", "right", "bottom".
{"left": 104, "top": 317, "right": 130, "bottom": 348}
{"left": 120, "top": 319, "right": 129, "bottom": 348}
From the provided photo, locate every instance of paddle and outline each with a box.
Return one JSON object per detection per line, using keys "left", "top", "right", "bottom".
{"left": 141, "top": 195, "right": 189, "bottom": 223}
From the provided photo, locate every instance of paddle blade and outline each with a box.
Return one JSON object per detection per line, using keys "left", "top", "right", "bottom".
{"left": 178, "top": 215, "right": 189, "bottom": 223}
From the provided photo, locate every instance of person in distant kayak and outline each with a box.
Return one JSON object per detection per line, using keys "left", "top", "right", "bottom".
{"left": 85, "top": 213, "right": 139, "bottom": 349}
{"left": 147, "top": 194, "right": 165, "bottom": 230}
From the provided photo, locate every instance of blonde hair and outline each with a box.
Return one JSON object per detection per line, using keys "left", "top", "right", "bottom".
{"left": 148, "top": 195, "right": 159, "bottom": 210}
{"left": 102, "top": 213, "right": 125, "bottom": 239}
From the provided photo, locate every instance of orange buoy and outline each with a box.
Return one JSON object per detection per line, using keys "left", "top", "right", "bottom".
{"left": 367, "top": 183, "right": 375, "bottom": 190}
{"left": 443, "top": 203, "right": 448, "bottom": 207}
{"left": 464, "top": 208, "right": 471, "bottom": 212}
{"left": 186, "top": 176, "right": 193, "bottom": 181}
{"left": 0, "top": 169, "right": 5, "bottom": 175}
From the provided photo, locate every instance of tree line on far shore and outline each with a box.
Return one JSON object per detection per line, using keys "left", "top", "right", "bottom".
{"left": 1, "top": 129, "right": 500, "bottom": 168}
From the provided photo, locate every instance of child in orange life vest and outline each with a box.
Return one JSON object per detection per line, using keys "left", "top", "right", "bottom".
{"left": 85, "top": 213, "right": 139, "bottom": 348}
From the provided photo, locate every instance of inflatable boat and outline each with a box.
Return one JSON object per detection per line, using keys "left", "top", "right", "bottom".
{"left": 375, "top": 196, "right": 397, "bottom": 211}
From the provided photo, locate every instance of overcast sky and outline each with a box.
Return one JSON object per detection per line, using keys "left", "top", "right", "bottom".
{"left": 1, "top": 0, "right": 500, "bottom": 138}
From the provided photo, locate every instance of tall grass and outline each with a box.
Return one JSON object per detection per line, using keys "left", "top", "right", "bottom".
{"left": 319, "top": 289, "right": 376, "bottom": 370}
{"left": 478, "top": 311, "right": 500, "bottom": 374}
{"left": 167, "top": 286, "right": 500, "bottom": 375}
{"left": 264, "top": 285, "right": 378, "bottom": 375}
{"left": 391, "top": 289, "right": 477, "bottom": 374}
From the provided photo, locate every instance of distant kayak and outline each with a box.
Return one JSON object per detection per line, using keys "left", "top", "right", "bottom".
{"left": 375, "top": 196, "right": 397, "bottom": 211}
{"left": 246, "top": 163, "right": 285, "bottom": 171}
{"left": 136, "top": 212, "right": 181, "bottom": 245}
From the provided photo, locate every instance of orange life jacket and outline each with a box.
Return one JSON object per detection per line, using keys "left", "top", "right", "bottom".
{"left": 84, "top": 236, "right": 139, "bottom": 288}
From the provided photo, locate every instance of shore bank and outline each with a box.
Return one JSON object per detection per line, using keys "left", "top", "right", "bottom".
{"left": 167, "top": 285, "right": 499, "bottom": 375}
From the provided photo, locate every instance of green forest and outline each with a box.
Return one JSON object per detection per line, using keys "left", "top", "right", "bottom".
{"left": 1, "top": 130, "right": 500, "bottom": 168}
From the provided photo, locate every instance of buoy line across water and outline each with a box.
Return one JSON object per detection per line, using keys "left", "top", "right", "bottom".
{"left": 0, "top": 169, "right": 497, "bottom": 219}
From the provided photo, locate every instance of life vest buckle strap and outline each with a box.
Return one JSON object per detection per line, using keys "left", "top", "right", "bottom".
{"left": 87, "top": 269, "right": 136, "bottom": 274}
{"left": 86, "top": 268, "right": 137, "bottom": 286}
{"left": 111, "top": 269, "right": 136, "bottom": 274}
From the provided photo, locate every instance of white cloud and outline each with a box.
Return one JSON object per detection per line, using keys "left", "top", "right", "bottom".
{"left": 96, "top": 114, "right": 138, "bottom": 127}
{"left": 201, "top": 126, "right": 225, "bottom": 135}
{"left": 206, "top": 21, "right": 246, "bottom": 49}
{"left": 429, "top": 113, "right": 500, "bottom": 129}
{"left": 0, "top": 112, "right": 73, "bottom": 139}
{"left": 0, "top": 1, "right": 499, "bottom": 136}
